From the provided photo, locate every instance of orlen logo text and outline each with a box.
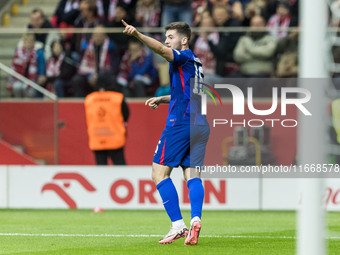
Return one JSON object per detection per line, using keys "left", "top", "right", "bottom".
{"left": 200, "top": 84, "right": 311, "bottom": 128}
{"left": 42, "top": 173, "right": 226, "bottom": 208}
{"left": 110, "top": 179, "right": 226, "bottom": 205}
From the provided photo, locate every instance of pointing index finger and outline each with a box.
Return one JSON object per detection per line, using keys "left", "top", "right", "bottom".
{"left": 121, "top": 19, "right": 128, "bottom": 27}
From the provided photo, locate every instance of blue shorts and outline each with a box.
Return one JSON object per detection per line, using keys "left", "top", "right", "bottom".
{"left": 153, "top": 125, "right": 210, "bottom": 168}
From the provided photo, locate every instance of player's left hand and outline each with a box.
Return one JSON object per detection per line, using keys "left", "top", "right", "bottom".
{"left": 122, "top": 19, "right": 138, "bottom": 37}
{"left": 145, "top": 97, "right": 161, "bottom": 110}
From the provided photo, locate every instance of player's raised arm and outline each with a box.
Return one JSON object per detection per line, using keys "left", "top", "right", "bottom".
{"left": 122, "top": 19, "right": 174, "bottom": 62}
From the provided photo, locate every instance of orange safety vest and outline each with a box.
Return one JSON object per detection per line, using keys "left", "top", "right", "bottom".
{"left": 84, "top": 91, "right": 126, "bottom": 150}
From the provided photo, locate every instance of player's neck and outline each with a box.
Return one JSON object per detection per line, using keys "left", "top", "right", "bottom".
{"left": 181, "top": 45, "right": 189, "bottom": 51}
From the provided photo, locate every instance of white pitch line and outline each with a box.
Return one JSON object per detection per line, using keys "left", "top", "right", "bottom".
{"left": 0, "top": 233, "right": 340, "bottom": 239}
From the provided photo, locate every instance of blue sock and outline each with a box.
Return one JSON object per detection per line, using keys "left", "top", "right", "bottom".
{"left": 156, "top": 178, "right": 182, "bottom": 222}
{"left": 187, "top": 178, "right": 204, "bottom": 219}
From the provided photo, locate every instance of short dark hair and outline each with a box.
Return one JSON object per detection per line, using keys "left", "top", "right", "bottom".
{"left": 83, "top": 0, "right": 98, "bottom": 17}
{"left": 95, "top": 72, "right": 116, "bottom": 91}
{"left": 278, "top": 2, "right": 291, "bottom": 12}
{"left": 165, "top": 22, "right": 191, "bottom": 40}
{"left": 50, "top": 40, "right": 64, "bottom": 51}
{"left": 31, "top": 8, "right": 45, "bottom": 19}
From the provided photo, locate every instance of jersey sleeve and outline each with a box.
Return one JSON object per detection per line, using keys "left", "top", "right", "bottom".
{"left": 171, "top": 49, "right": 192, "bottom": 66}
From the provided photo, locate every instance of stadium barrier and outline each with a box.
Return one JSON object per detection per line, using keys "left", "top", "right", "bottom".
{"left": 1, "top": 165, "right": 340, "bottom": 210}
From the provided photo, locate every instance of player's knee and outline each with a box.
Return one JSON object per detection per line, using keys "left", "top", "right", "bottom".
{"left": 152, "top": 171, "right": 162, "bottom": 185}
{"left": 152, "top": 169, "right": 169, "bottom": 185}
{"left": 151, "top": 174, "right": 158, "bottom": 185}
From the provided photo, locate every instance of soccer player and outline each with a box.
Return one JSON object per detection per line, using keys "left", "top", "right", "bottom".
{"left": 122, "top": 20, "right": 210, "bottom": 246}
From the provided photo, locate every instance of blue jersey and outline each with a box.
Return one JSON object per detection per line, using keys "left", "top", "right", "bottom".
{"left": 166, "top": 49, "right": 208, "bottom": 126}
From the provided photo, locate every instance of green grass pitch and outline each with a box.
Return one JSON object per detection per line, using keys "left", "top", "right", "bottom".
{"left": 1, "top": 210, "right": 340, "bottom": 254}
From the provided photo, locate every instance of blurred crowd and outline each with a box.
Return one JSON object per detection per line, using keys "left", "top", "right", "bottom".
{"left": 7, "top": 0, "right": 300, "bottom": 98}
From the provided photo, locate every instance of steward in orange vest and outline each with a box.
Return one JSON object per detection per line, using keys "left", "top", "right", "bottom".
{"left": 84, "top": 74, "right": 129, "bottom": 165}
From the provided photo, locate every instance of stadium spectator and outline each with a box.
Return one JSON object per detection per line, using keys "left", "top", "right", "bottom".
{"left": 161, "top": 0, "right": 192, "bottom": 27}
{"left": 267, "top": 1, "right": 297, "bottom": 39}
{"left": 234, "top": 15, "right": 277, "bottom": 76}
{"left": 97, "top": 0, "right": 137, "bottom": 25}
{"left": 44, "top": 40, "right": 65, "bottom": 93}
{"left": 275, "top": 31, "right": 298, "bottom": 77}
{"left": 44, "top": 39, "right": 79, "bottom": 97}
{"left": 190, "top": 10, "right": 219, "bottom": 85}
{"left": 50, "top": 0, "right": 81, "bottom": 61}
{"left": 108, "top": 3, "right": 134, "bottom": 52}
{"left": 117, "top": 38, "right": 158, "bottom": 97}
{"left": 211, "top": 0, "right": 245, "bottom": 22}
{"left": 243, "top": 0, "right": 269, "bottom": 26}
{"left": 234, "top": 15, "right": 277, "bottom": 96}
{"left": 43, "top": 32, "right": 62, "bottom": 61}
{"left": 230, "top": 0, "right": 247, "bottom": 21}
{"left": 84, "top": 72, "right": 129, "bottom": 165}
{"left": 51, "top": 0, "right": 81, "bottom": 27}
{"left": 96, "top": 0, "right": 114, "bottom": 24}
{"left": 135, "top": 0, "right": 161, "bottom": 40}
{"left": 72, "top": 25, "right": 118, "bottom": 97}
{"left": 27, "top": 8, "right": 60, "bottom": 61}
{"left": 48, "top": 24, "right": 82, "bottom": 97}
{"left": 72, "top": 0, "right": 101, "bottom": 54}
{"left": 135, "top": 0, "right": 161, "bottom": 27}
{"left": 27, "top": 8, "right": 52, "bottom": 46}
{"left": 209, "top": 4, "right": 242, "bottom": 77}
{"left": 53, "top": 49, "right": 80, "bottom": 97}
{"left": 192, "top": 0, "right": 208, "bottom": 26}
{"left": 8, "top": 34, "right": 46, "bottom": 98}
{"left": 267, "top": 0, "right": 298, "bottom": 22}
